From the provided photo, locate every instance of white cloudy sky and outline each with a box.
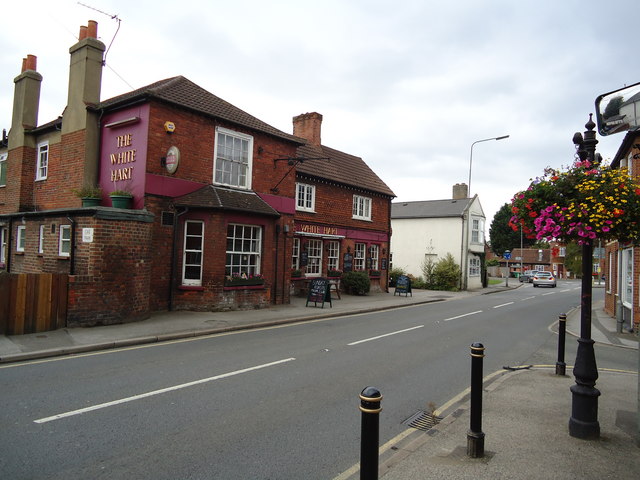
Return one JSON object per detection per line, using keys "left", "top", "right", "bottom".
{"left": 1, "top": 0, "right": 638, "bottom": 227}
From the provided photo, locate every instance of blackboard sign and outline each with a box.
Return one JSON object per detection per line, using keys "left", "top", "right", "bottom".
{"left": 394, "top": 275, "right": 412, "bottom": 297}
{"left": 306, "top": 278, "right": 332, "bottom": 308}
{"left": 343, "top": 253, "right": 353, "bottom": 272}
{"left": 381, "top": 258, "right": 387, "bottom": 270}
{"left": 300, "top": 251, "right": 309, "bottom": 267}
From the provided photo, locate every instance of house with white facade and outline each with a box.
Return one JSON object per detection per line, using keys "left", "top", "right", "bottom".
{"left": 390, "top": 184, "right": 486, "bottom": 290}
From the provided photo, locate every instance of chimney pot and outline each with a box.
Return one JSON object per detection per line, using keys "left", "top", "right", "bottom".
{"left": 79, "top": 25, "right": 88, "bottom": 40}
{"left": 87, "top": 20, "right": 98, "bottom": 39}
{"left": 21, "top": 58, "right": 27, "bottom": 73}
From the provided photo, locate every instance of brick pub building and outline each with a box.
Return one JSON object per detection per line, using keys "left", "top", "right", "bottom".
{"left": 0, "top": 21, "right": 393, "bottom": 328}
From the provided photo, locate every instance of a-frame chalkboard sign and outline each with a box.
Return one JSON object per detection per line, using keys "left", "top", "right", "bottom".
{"left": 306, "top": 278, "right": 332, "bottom": 308}
{"left": 394, "top": 275, "right": 412, "bottom": 296}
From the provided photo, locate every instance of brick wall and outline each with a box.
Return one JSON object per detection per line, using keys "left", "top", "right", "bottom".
{"left": 146, "top": 102, "right": 299, "bottom": 198}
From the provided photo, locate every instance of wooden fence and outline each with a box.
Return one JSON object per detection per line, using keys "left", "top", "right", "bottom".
{"left": 0, "top": 273, "right": 68, "bottom": 335}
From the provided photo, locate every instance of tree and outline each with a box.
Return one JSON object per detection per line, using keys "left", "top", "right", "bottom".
{"left": 603, "top": 95, "right": 624, "bottom": 119}
{"left": 564, "top": 241, "right": 582, "bottom": 278}
{"left": 489, "top": 203, "right": 535, "bottom": 255}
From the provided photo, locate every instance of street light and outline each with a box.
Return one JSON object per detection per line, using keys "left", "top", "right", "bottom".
{"left": 468, "top": 135, "right": 510, "bottom": 196}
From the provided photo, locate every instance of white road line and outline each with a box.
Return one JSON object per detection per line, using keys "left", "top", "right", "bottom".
{"left": 443, "top": 310, "right": 482, "bottom": 322}
{"left": 347, "top": 325, "right": 424, "bottom": 346}
{"left": 542, "top": 292, "right": 556, "bottom": 296}
{"left": 521, "top": 296, "right": 535, "bottom": 301}
{"left": 493, "top": 302, "right": 514, "bottom": 309}
{"left": 560, "top": 289, "right": 571, "bottom": 292}
{"left": 34, "top": 357, "right": 296, "bottom": 424}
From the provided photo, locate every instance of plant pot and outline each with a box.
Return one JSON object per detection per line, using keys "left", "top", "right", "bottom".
{"left": 110, "top": 195, "right": 132, "bottom": 209}
{"left": 81, "top": 197, "right": 101, "bottom": 207}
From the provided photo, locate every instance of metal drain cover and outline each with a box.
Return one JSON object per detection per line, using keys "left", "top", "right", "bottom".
{"left": 402, "top": 410, "right": 442, "bottom": 431}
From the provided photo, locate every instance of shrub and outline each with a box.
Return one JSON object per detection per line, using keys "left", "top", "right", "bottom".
{"left": 388, "top": 267, "right": 406, "bottom": 287}
{"left": 431, "top": 253, "right": 461, "bottom": 291}
{"left": 342, "top": 271, "right": 371, "bottom": 295}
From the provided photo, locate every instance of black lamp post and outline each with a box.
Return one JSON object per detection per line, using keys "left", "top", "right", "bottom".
{"left": 569, "top": 115, "right": 600, "bottom": 439}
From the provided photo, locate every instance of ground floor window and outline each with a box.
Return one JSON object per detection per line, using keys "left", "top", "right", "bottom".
{"left": 622, "top": 247, "right": 633, "bottom": 307}
{"left": 469, "top": 256, "right": 481, "bottom": 276}
{"left": 354, "top": 243, "right": 366, "bottom": 270}
{"left": 59, "top": 225, "right": 71, "bottom": 257}
{"left": 0, "top": 227, "right": 6, "bottom": 263}
{"left": 16, "top": 225, "right": 26, "bottom": 252}
{"left": 306, "top": 239, "right": 322, "bottom": 276}
{"left": 327, "top": 240, "right": 340, "bottom": 272}
{"left": 292, "top": 237, "right": 300, "bottom": 270}
{"left": 183, "top": 220, "right": 204, "bottom": 286}
{"left": 226, "top": 223, "right": 262, "bottom": 276}
{"left": 369, "top": 244, "right": 379, "bottom": 271}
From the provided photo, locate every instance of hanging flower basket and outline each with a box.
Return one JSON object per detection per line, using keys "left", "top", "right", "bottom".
{"left": 509, "top": 159, "right": 640, "bottom": 244}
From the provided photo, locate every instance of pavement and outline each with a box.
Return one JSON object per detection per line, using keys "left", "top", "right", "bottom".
{"left": 0, "top": 280, "right": 638, "bottom": 478}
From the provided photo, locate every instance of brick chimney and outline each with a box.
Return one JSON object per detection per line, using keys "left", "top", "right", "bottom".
{"left": 9, "top": 54, "right": 42, "bottom": 147}
{"left": 62, "top": 20, "right": 106, "bottom": 194}
{"left": 2, "top": 55, "right": 43, "bottom": 213}
{"left": 452, "top": 183, "right": 469, "bottom": 200}
{"left": 293, "top": 112, "right": 323, "bottom": 146}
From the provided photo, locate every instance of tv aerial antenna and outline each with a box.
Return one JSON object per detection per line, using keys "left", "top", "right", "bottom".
{"left": 77, "top": 2, "right": 121, "bottom": 66}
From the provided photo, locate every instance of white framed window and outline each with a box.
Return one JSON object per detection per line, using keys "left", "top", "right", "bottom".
{"left": 352, "top": 195, "right": 372, "bottom": 221}
{"left": 354, "top": 242, "right": 366, "bottom": 270}
{"left": 36, "top": 142, "right": 49, "bottom": 181}
{"left": 306, "top": 239, "right": 322, "bottom": 276}
{"left": 607, "top": 251, "right": 613, "bottom": 294}
{"left": 0, "top": 227, "right": 7, "bottom": 263}
{"left": 622, "top": 247, "right": 633, "bottom": 308}
{"left": 292, "top": 237, "right": 300, "bottom": 270}
{"left": 296, "top": 183, "right": 315, "bottom": 212}
{"left": 369, "top": 244, "right": 379, "bottom": 271}
{"left": 182, "top": 220, "right": 204, "bottom": 286}
{"left": 0, "top": 152, "right": 7, "bottom": 187}
{"left": 226, "top": 224, "right": 261, "bottom": 276}
{"left": 58, "top": 225, "right": 71, "bottom": 257}
{"left": 38, "top": 224, "right": 45, "bottom": 254}
{"left": 469, "top": 257, "right": 481, "bottom": 276}
{"left": 327, "top": 240, "right": 340, "bottom": 272}
{"left": 471, "top": 218, "right": 484, "bottom": 243}
{"left": 16, "top": 225, "right": 26, "bottom": 252}
{"left": 214, "top": 127, "right": 252, "bottom": 189}
{"left": 558, "top": 246, "right": 566, "bottom": 257}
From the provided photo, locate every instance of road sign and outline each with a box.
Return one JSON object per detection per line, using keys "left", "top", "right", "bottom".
{"left": 504, "top": 252, "right": 511, "bottom": 260}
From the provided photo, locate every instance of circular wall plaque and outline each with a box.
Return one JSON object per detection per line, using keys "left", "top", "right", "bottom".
{"left": 165, "top": 146, "right": 180, "bottom": 174}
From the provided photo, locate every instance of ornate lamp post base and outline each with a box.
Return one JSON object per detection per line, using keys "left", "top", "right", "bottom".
{"left": 569, "top": 337, "right": 601, "bottom": 439}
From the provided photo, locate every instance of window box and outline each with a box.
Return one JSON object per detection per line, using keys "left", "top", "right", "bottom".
{"left": 223, "top": 284, "right": 266, "bottom": 291}
{"left": 369, "top": 270, "right": 381, "bottom": 277}
{"left": 224, "top": 274, "right": 265, "bottom": 287}
{"left": 327, "top": 270, "right": 342, "bottom": 278}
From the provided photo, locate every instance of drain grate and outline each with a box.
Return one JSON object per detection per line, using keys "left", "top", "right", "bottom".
{"left": 402, "top": 410, "right": 442, "bottom": 431}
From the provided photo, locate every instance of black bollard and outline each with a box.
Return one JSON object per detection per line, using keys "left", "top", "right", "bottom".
{"left": 467, "top": 342, "right": 485, "bottom": 458}
{"left": 359, "top": 386, "right": 382, "bottom": 480}
{"left": 556, "top": 314, "right": 567, "bottom": 376}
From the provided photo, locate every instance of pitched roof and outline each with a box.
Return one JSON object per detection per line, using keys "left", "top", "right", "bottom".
{"left": 173, "top": 185, "right": 280, "bottom": 217}
{"left": 296, "top": 143, "right": 395, "bottom": 197}
{"left": 99, "top": 76, "right": 305, "bottom": 145}
{"left": 391, "top": 198, "right": 473, "bottom": 219}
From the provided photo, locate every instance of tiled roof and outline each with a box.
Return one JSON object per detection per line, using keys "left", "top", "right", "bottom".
{"left": 99, "top": 76, "right": 305, "bottom": 144}
{"left": 173, "top": 185, "right": 280, "bottom": 217}
{"left": 391, "top": 198, "right": 473, "bottom": 219}
{"left": 296, "top": 144, "right": 395, "bottom": 197}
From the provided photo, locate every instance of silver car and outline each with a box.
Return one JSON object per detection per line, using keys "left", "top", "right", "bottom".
{"left": 532, "top": 271, "right": 556, "bottom": 288}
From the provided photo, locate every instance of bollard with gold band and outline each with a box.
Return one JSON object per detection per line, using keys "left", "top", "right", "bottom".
{"left": 556, "top": 313, "right": 567, "bottom": 376}
{"left": 467, "top": 342, "right": 485, "bottom": 458}
{"left": 359, "top": 386, "right": 382, "bottom": 480}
